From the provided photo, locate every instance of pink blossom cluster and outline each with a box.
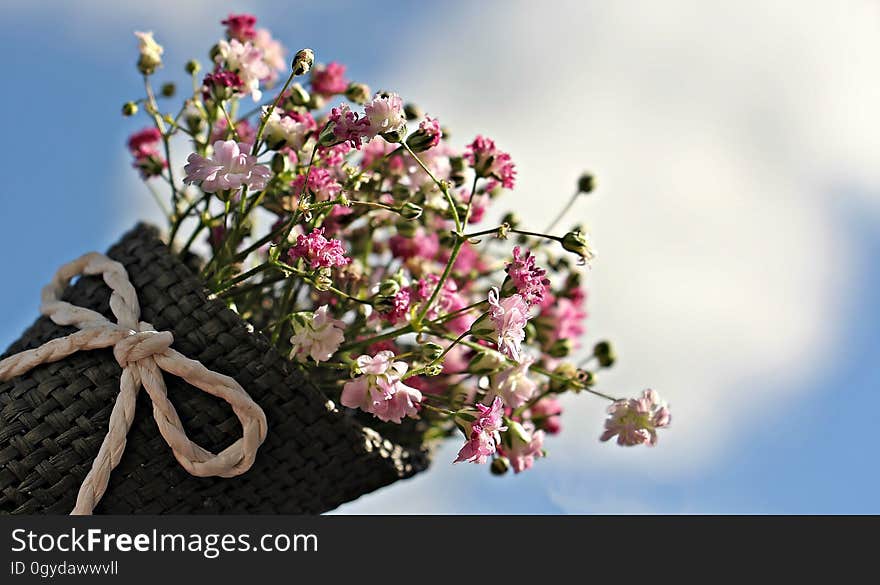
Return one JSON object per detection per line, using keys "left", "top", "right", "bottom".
{"left": 127, "top": 127, "right": 166, "bottom": 179}
{"left": 288, "top": 228, "right": 351, "bottom": 270}
{"left": 455, "top": 397, "right": 507, "bottom": 464}
{"left": 125, "top": 15, "right": 665, "bottom": 482}
{"left": 465, "top": 135, "right": 517, "bottom": 189}
{"left": 600, "top": 389, "right": 671, "bottom": 446}
{"left": 183, "top": 140, "right": 270, "bottom": 193}
{"left": 341, "top": 351, "right": 423, "bottom": 423}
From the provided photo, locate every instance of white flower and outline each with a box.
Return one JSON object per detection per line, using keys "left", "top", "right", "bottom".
{"left": 289, "top": 306, "right": 346, "bottom": 363}
{"left": 134, "top": 31, "right": 163, "bottom": 71}
{"left": 364, "top": 92, "right": 406, "bottom": 137}
{"left": 215, "top": 39, "right": 270, "bottom": 100}
{"left": 263, "top": 107, "right": 315, "bottom": 151}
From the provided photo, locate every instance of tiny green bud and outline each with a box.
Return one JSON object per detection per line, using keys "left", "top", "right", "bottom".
{"left": 378, "top": 280, "right": 401, "bottom": 297}
{"left": 122, "top": 101, "right": 138, "bottom": 116}
{"left": 403, "top": 103, "right": 424, "bottom": 121}
{"left": 576, "top": 369, "right": 596, "bottom": 386}
{"left": 313, "top": 267, "right": 333, "bottom": 292}
{"left": 467, "top": 349, "right": 507, "bottom": 376}
{"left": 160, "top": 82, "right": 176, "bottom": 97}
{"left": 560, "top": 230, "right": 596, "bottom": 265}
{"left": 288, "top": 83, "right": 311, "bottom": 106}
{"left": 380, "top": 124, "right": 407, "bottom": 144}
{"left": 398, "top": 202, "right": 423, "bottom": 221}
{"left": 185, "top": 59, "right": 201, "bottom": 75}
{"left": 208, "top": 43, "right": 222, "bottom": 62}
{"left": 548, "top": 338, "right": 573, "bottom": 358}
{"left": 577, "top": 172, "right": 595, "bottom": 194}
{"left": 501, "top": 213, "right": 519, "bottom": 229}
{"left": 419, "top": 342, "right": 445, "bottom": 362}
{"left": 307, "top": 92, "right": 326, "bottom": 111}
{"left": 423, "top": 363, "right": 444, "bottom": 376}
{"left": 490, "top": 457, "right": 510, "bottom": 476}
{"left": 395, "top": 219, "right": 418, "bottom": 238}
{"left": 345, "top": 82, "right": 371, "bottom": 105}
{"left": 292, "top": 48, "right": 315, "bottom": 76}
{"left": 271, "top": 152, "right": 289, "bottom": 174}
{"left": 594, "top": 340, "right": 616, "bottom": 368}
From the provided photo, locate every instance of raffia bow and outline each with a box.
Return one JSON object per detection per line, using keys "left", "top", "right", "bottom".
{"left": 0, "top": 252, "right": 268, "bottom": 515}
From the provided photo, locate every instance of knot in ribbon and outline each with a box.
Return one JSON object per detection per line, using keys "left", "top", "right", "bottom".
{"left": 0, "top": 252, "right": 268, "bottom": 515}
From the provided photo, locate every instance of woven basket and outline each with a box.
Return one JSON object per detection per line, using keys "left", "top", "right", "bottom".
{"left": 0, "top": 224, "right": 430, "bottom": 514}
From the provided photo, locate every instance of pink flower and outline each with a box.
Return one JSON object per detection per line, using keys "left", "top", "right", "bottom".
{"left": 202, "top": 70, "right": 245, "bottom": 101}
{"left": 221, "top": 13, "right": 257, "bottom": 41}
{"left": 364, "top": 92, "right": 406, "bottom": 137}
{"left": 600, "top": 389, "right": 671, "bottom": 447}
{"left": 505, "top": 246, "right": 550, "bottom": 306}
{"left": 318, "top": 143, "right": 352, "bottom": 167}
{"left": 288, "top": 227, "right": 351, "bottom": 269}
{"left": 465, "top": 135, "right": 517, "bottom": 189}
{"left": 264, "top": 108, "right": 316, "bottom": 150}
{"left": 455, "top": 396, "right": 507, "bottom": 464}
{"left": 215, "top": 39, "right": 270, "bottom": 100}
{"left": 389, "top": 229, "right": 439, "bottom": 261}
{"left": 289, "top": 305, "right": 346, "bottom": 363}
{"left": 417, "top": 116, "right": 443, "bottom": 149}
{"left": 127, "top": 127, "right": 162, "bottom": 158}
{"left": 183, "top": 140, "right": 271, "bottom": 193}
{"left": 488, "top": 287, "right": 530, "bottom": 362}
{"left": 340, "top": 351, "right": 423, "bottom": 423}
{"left": 311, "top": 61, "right": 349, "bottom": 96}
{"left": 529, "top": 396, "right": 563, "bottom": 435}
{"left": 491, "top": 356, "right": 538, "bottom": 409}
{"left": 539, "top": 292, "right": 587, "bottom": 347}
{"left": 501, "top": 422, "right": 545, "bottom": 473}
{"left": 291, "top": 168, "right": 342, "bottom": 201}
{"left": 328, "top": 104, "right": 372, "bottom": 149}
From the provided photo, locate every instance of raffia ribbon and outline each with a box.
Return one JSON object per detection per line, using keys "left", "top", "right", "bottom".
{"left": 0, "top": 252, "right": 268, "bottom": 515}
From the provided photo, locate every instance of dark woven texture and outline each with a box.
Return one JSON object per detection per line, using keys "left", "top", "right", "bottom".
{"left": 0, "top": 224, "right": 430, "bottom": 514}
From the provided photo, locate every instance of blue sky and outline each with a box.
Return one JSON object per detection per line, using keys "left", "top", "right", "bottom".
{"left": 2, "top": 1, "right": 879, "bottom": 514}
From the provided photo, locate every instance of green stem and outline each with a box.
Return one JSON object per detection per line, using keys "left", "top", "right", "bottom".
{"left": 251, "top": 71, "right": 297, "bottom": 156}
{"left": 401, "top": 141, "right": 461, "bottom": 233}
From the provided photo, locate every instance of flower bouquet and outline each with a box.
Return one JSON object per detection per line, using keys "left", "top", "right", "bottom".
{"left": 0, "top": 13, "right": 669, "bottom": 514}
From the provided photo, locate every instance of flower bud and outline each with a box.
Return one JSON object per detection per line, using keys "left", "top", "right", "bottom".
{"left": 313, "top": 267, "right": 333, "bottom": 292}
{"left": 135, "top": 31, "right": 163, "bottom": 75}
{"left": 345, "top": 82, "right": 371, "bottom": 105}
{"left": 577, "top": 172, "right": 595, "bottom": 194}
{"left": 560, "top": 230, "right": 596, "bottom": 265}
{"left": 292, "top": 48, "right": 315, "bottom": 76}
{"left": 403, "top": 103, "right": 424, "bottom": 121}
{"left": 317, "top": 121, "right": 339, "bottom": 147}
{"left": 395, "top": 219, "right": 418, "bottom": 238}
{"left": 490, "top": 457, "right": 510, "bottom": 476}
{"left": 469, "top": 312, "right": 497, "bottom": 343}
{"left": 378, "top": 279, "right": 401, "bottom": 297}
{"left": 307, "top": 92, "right": 326, "bottom": 111}
{"left": 467, "top": 349, "right": 507, "bottom": 376}
{"left": 122, "top": 101, "right": 138, "bottom": 116}
{"left": 576, "top": 369, "right": 595, "bottom": 386}
{"left": 549, "top": 362, "right": 577, "bottom": 393}
{"left": 380, "top": 124, "right": 407, "bottom": 144}
{"left": 287, "top": 83, "right": 311, "bottom": 107}
{"left": 398, "top": 202, "right": 423, "bottom": 221}
{"left": 160, "top": 82, "right": 176, "bottom": 98}
{"left": 548, "top": 338, "right": 573, "bottom": 358}
{"left": 593, "top": 340, "right": 615, "bottom": 368}
{"left": 423, "top": 363, "right": 444, "bottom": 376}
{"left": 419, "top": 342, "right": 445, "bottom": 362}
{"left": 271, "top": 152, "right": 288, "bottom": 174}
{"left": 501, "top": 212, "right": 520, "bottom": 229}
{"left": 185, "top": 59, "right": 201, "bottom": 75}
